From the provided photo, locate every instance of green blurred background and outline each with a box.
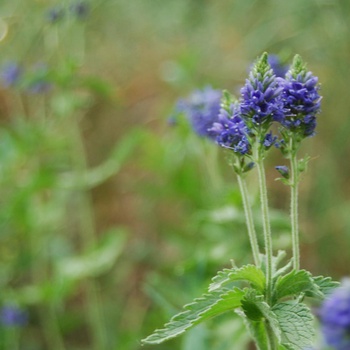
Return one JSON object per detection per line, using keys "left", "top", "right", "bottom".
{"left": 0, "top": 0, "right": 349, "bottom": 349}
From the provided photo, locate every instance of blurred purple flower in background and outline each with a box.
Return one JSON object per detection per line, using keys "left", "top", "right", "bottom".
{"left": 70, "top": 1, "right": 90, "bottom": 19}
{"left": 47, "top": 6, "right": 65, "bottom": 23}
{"left": 1, "top": 62, "right": 22, "bottom": 87}
{"left": 0, "top": 305, "right": 28, "bottom": 327}
{"left": 320, "top": 279, "right": 350, "bottom": 350}
{"left": 176, "top": 86, "right": 222, "bottom": 139}
{"left": 28, "top": 64, "right": 52, "bottom": 94}
{"left": 267, "top": 54, "right": 289, "bottom": 78}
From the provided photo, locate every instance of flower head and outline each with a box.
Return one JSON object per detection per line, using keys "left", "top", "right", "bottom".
{"left": 0, "top": 305, "right": 28, "bottom": 327}
{"left": 176, "top": 86, "right": 221, "bottom": 139}
{"left": 209, "top": 92, "right": 251, "bottom": 155}
{"left": 240, "top": 53, "right": 284, "bottom": 127}
{"left": 279, "top": 55, "right": 321, "bottom": 138}
{"left": 320, "top": 279, "right": 350, "bottom": 350}
{"left": 1, "top": 63, "right": 22, "bottom": 87}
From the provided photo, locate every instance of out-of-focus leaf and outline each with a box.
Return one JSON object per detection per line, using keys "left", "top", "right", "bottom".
{"left": 60, "top": 129, "right": 142, "bottom": 189}
{"left": 56, "top": 227, "right": 127, "bottom": 281}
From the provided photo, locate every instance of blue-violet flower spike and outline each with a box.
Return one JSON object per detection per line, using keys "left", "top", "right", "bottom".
{"left": 279, "top": 54, "right": 321, "bottom": 137}
{"left": 209, "top": 101, "right": 251, "bottom": 155}
{"left": 240, "top": 52, "right": 284, "bottom": 127}
{"left": 320, "top": 279, "right": 350, "bottom": 350}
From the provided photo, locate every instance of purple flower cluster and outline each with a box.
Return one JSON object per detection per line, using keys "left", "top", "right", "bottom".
{"left": 176, "top": 86, "right": 221, "bottom": 139}
{"left": 46, "top": 1, "right": 89, "bottom": 23}
{"left": 0, "top": 305, "right": 28, "bottom": 327}
{"left": 1, "top": 63, "right": 22, "bottom": 87}
{"left": 240, "top": 54, "right": 284, "bottom": 126}
{"left": 320, "top": 280, "right": 350, "bottom": 350}
{"left": 1, "top": 62, "right": 52, "bottom": 94}
{"left": 210, "top": 103, "right": 250, "bottom": 155}
{"left": 179, "top": 53, "right": 321, "bottom": 160}
{"left": 280, "top": 59, "right": 321, "bottom": 137}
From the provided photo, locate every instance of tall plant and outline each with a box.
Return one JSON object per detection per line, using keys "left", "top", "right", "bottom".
{"left": 142, "top": 53, "right": 337, "bottom": 350}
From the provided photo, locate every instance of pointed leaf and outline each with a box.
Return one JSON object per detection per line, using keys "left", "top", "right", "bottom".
{"left": 272, "top": 301, "right": 315, "bottom": 350}
{"left": 305, "top": 276, "right": 339, "bottom": 299}
{"left": 273, "top": 269, "right": 321, "bottom": 302}
{"left": 142, "top": 288, "right": 244, "bottom": 344}
{"left": 209, "top": 265, "right": 265, "bottom": 293}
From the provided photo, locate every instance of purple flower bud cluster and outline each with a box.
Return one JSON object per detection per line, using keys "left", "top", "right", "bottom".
{"left": 177, "top": 53, "right": 321, "bottom": 159}
{"left": 240, "top": 55, "right": 284, "bottom": 126}
{"left": 176, "top": 86, "right": 222, "bottom": 139}
{"left": 320, "top": 280, "right": 350, "bottom": 350}
{"left": 280, "top": 68, "right": 321, "bottom": 137}
{"left": 210, "top": 103, "right": 250, "bottom": 155}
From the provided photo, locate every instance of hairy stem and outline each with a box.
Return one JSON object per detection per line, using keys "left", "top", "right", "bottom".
{"left": 256, "top": 159, "right": 273, "bottom": 302}
{"left": 290, "top": 151, "right": 300, "bottom": 270}
{"left": 265, "top": 320, "right": 277, "bottom": 350}
{"left": 236, "top": 174, "right": 260, "bottom": 266}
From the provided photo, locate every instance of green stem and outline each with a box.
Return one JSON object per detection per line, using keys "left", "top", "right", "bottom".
{"left": 69, "top": 118, "right": 108, "bottom": 350}
{"left": 236, "top": 174, "right": 260, "bottom": 266}
{"left": 290, "top": 151, "right": 300, "bottom": 270}
{"left": 256, "top": 159, "right": 273, "bottom": 302}
{"left": 265, "top": 320, "right": 277, "bottom": 350}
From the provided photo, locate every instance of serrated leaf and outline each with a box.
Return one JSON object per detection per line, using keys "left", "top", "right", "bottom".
{"left": 209, "top": 265, "right": 265, "bottom": 293}
{"left": 272, "top": 301, "right": 315, "bottom": 350}
{"left": 273, "top": 269, "right": 321, "bottom": 302}
{"left": 305, "top": 276, "right": 339, "bottom": 299}
{"left": 242, "top": 289, "right": 281, "bottom": 341}
{"left": 142, "top": 288, "right": 244, "bottom": 344}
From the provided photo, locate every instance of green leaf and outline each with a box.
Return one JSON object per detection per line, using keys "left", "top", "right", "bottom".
{"left": 141, "top": 288, "right": 244, "bottom": 345}
{"left": 273, "top": 269, "right": 321, "bottom": 302}
{"left": 305, "top": 275, "right": 339, "bottom": 299}
{"left": 272, "top": 301, "right": 315, "bottom": 350}
{"left": 59, "top": 129, "right": 142, "bottom": 189}
{"left": 242, "top": 289, "right": 281, "bottom": 341}
{"left": 209, "top": 265, "right": 265, "bottom": 293}
{"left": 56, "top": 228, "right": 127, "bottom": 281}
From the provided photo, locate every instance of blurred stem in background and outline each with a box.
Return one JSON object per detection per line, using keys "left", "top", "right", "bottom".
{"left": 68, "top": 113, "right": 108, "bottom": 350}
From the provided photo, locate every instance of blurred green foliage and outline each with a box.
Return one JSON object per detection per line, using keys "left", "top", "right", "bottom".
{"left": 0, "top": 0, "right": 349, "bottom": 349}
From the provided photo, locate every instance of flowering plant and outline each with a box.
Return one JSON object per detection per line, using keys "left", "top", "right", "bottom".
{"left": 142, "top": 53, "right": 339, "bottom": 350}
